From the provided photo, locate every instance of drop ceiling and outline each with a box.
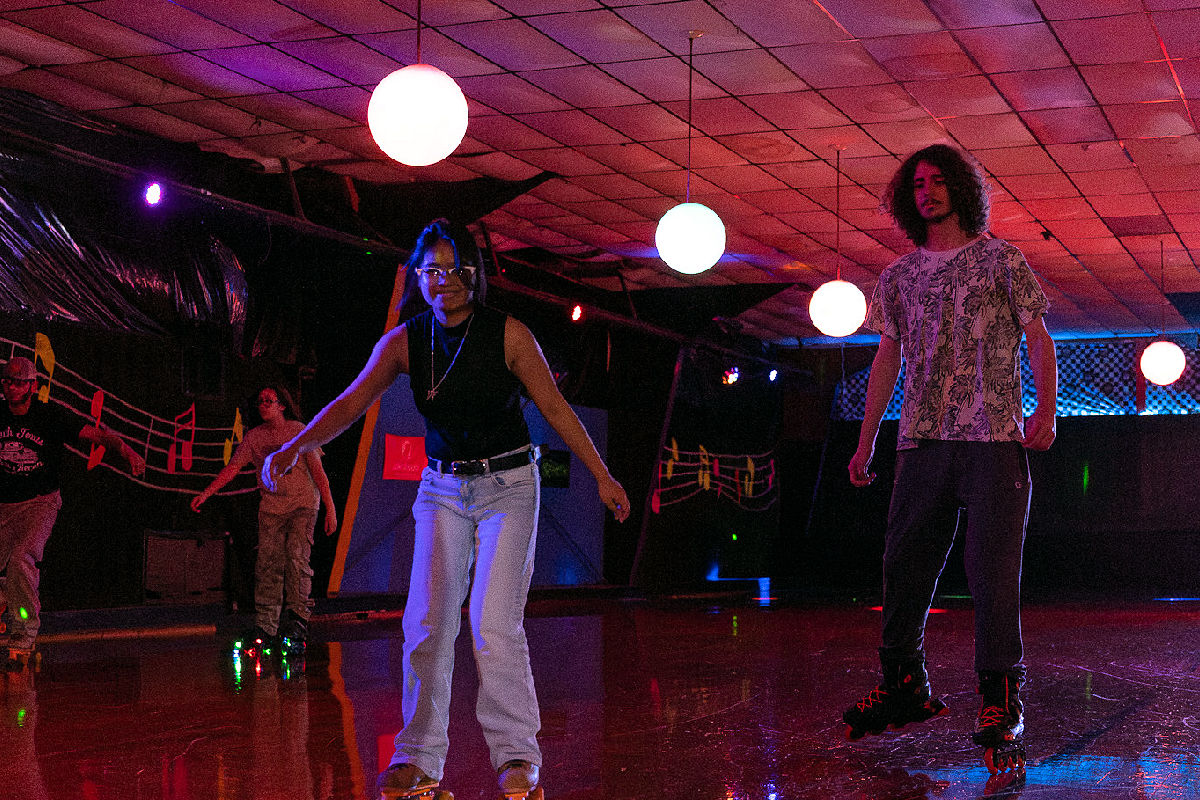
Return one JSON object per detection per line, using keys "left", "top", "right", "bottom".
{"left": 1, "top": 0, "right": 1198, "bottom": 343}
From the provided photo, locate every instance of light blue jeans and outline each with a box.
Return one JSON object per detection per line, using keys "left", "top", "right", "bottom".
{"left": 391, "top": 460, "right": 542, "bottom": 781}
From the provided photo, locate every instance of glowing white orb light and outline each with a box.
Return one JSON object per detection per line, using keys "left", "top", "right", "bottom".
{"left": 368, "top": 64, "right": 468, "bottom": 167}
{"left": 809, "top": 279, "right": 867, "bottom": 338}
{"left": 1140, "top": 340, "right": 1186, "bottom": 386}
{"left": 655, "top": 202, "right": 726, "bottom": 275}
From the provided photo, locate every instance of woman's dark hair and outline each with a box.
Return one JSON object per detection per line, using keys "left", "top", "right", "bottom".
{"left": 252, "top": 383, "right": 301, "bottom": 424}
{"left": 397, "top": 218, "right": 487, "bottom": 321}
{"left": 883, "top": 144, "right": 990, "bottom": 247}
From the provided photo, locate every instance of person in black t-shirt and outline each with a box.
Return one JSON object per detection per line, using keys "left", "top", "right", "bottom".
{"left": 0, "top": 356, "right": 144, "bottom": 664}
{"left": 263, "top": 219, "right": 630, "bottom": 800}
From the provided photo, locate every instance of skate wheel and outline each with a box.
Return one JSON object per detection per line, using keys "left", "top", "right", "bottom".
{"left": 434, "top": 792, "right": 453, "bottom": 800}
{"left": 843, "top": 723, "right": 862, "bottom": 741}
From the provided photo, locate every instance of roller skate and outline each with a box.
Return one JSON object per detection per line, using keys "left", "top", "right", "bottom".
{"left": 497, "top": 760, "right": 542, "bottom": 800}
{"left": 279, "top": 612, "right": 308, "bottom": 657}
{"left": 973, "top": 670, "right": 1026, "bottom": 774}
{"left": 376, "top": 763, "right": 452, "bottom": 800}
{"left": 4, "top": 643, "right": 38, "bottom": 672}
{"left": 233, "top": 626, "right": 277, "bottom": 658}
{"left": 842, "top": 651, "right": 949, "bottom": 741}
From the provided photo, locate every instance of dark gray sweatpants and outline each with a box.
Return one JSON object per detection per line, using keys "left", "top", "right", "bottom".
{"left": 879, "top": 440, "right": 1031, "bottom": 676}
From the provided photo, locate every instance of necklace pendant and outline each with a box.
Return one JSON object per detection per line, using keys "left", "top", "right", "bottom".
{"left": 426, "top": 388, "right": 437, "bottom": 401}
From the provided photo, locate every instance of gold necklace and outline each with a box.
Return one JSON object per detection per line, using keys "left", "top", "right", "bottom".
{"left": 428, "top": 313, "right": 473, "bottom": 401}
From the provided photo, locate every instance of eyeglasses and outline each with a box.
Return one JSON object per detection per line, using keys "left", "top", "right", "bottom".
{"left": 0, "top": 377, "right": 34, "bottom": 385}
{"left": 416, "top": 266, "right": 475, "bottom": 284}
{"left": 257, "top": 397, "right": 279, "bottom": 406}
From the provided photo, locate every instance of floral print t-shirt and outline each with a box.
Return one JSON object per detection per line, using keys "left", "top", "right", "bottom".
{"left": 865, "top": 236, "right": 1049, "bottom": 451}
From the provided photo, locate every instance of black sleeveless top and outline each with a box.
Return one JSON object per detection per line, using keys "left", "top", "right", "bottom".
{"left": 406, "top": 306, "right": 531, "bottom": 461}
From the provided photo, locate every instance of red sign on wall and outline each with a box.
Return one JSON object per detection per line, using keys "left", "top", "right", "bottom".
{"left": 383, "top": 434, "right": 426, "bottom": 481}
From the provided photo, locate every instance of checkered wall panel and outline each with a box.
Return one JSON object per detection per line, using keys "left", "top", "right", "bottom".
{"left": 834, "top": 341, "right": 1200, "bottom": 420}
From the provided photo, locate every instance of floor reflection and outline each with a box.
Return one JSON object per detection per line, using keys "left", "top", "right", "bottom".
{"left": 22, "top": 599, "right": 1200, "bottom": 799}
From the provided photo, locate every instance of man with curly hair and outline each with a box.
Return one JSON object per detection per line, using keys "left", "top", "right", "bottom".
{"left": 840, "top": 144, "right": 1057, "bottom": 774}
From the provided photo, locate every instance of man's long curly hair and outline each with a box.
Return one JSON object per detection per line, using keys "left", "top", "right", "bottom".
{"left": 883, "top": 144, "right": 989, "bottom": 247}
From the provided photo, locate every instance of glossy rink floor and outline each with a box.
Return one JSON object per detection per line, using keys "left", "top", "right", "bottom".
{"left": 6, "top": 598, "right": 1200, "bottom": 800}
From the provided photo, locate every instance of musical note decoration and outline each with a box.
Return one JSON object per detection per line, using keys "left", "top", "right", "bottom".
{"left": 222, "top": 408, "right": 244, "bottom": 466}
{"left": 33, "top": 333, "right": 54, "bottom": 403}
{"left": 86, "top": 390, "right": 105, "bottom": 470}
{"left": 652, "top": 440, "right": 777, "bottom": 513}
{"left": 167, "top": 403, "right": 196, "bottom": 473}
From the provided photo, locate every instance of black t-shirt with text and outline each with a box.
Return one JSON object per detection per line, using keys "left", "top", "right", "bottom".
{"left": 0, "top": 402, "right": 80, "bottom": 502}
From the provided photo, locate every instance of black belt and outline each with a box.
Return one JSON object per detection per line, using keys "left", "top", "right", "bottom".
{"left": 428, "top": 447, "right": 537, "bottom": 476}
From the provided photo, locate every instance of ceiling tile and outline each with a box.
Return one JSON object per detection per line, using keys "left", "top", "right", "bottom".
{"left": 560, "top": 199, "right": 646, "bottom": 224}
{"left": 94, "top": 105, "right": 221, "bottom": 141}
{"left": 991, "top": 68, "right": 1095, "bottom": 112}
{"left": 642, "top": 136, "right": 746, "bottom": 169}
{"left": 741, "top": 90, "right": 849, "bottom": 131}
{"left": 692, "top": 164, "right": 789, "bottom": 193}
{"left": 715, "top": 0, "right": 849, "bottom": 47}
{"left": 4, "top": 6, "right": 173, "bottom": 58}
{"left": 225, "top": 92, "right": 351, "bottom": 130}
{"left": 954, "top": 23, "right": 1072, "bottom": 73}
{"left": 0, "top": 19, "right": 96, "bottom": 64}
{"left": 786, "top": 125, "right": 888, "bottom": 159}
{"left": 1156, "top": 9, "right": 1200, "bottom": 58}
{"left": 1046, "top": 141, "right": 1139, "bottom": 172}
{"left": 715, "top": 131, "right": 812, "bottom": 164}
{"left": 1073, "top": 168, "right": 1151, "bottom": 196}
{"left": 1105, "top": 101, "right": 1195, "bottom": 139}
{"left": 276, "top": 0, "right": 415, "bottom": 35}
{"left": 385, "top": 0, "right": 509, "bottom": 26}
{"left": 273, "top": 37, "right": 402, "bottom": 86}
{"left": 693, "top": 49, "right": 807, "bottom": 96}
{"left": 516, "top": 109, "right": 628, "bottom": 146}
{"left": 442, "top": 18, "right": 583, "bottom": 71}
{"left": 924, "top": 0, "right": 1045, "bottom": 27}
{"left": 739, "top": 189, "right": 821, "bottom": 215}
{"left": 0, "top": 67, "right": 129, "bottom": 108}
{"left": 974, "top": 146, "right": 1061, "bottom": 176}
{"left": 661, "top": 96, "right": 772, "bottom": 136}
{"left": 1090, "top": 193, "right": 1160, "bottom": 216}
{"left": 942, "top": 113, "right": 1037, "bottom": 150}
{"left": 1081, "top": 62, "right": 1182, "bottom": 104}
{"left": 455, "top": 73, "right": 569, "bottom": 113}
{"left": 1140, "top": 162, "right": 1200, "bottom": 192}
{"left": 122, "top": 52, "right": 275, "bottom": 96}
{"left": 616, "top": 1, "right": 759, "bottom": 56}
{"left": 196, "top": 45, "right": 348, "bottom": 92}
{"left": 822, "top": 84, "right": 927, "bottom": 124}
{"left": 1123, "top": 135, "right": 1200, "bottom": 167}
{"left": 905, "top": 75, "right": 1011, "bottom": 117}
{"left": 152, "top": 99, "right": 287, "bottom": 138}
{"left": 862, "top": 32, "right": 977, "bottom": 82}
{"left": 87, "top": 0, "right": 254, "bottom": 49}
{"left": 860, "top": 118, "right": 950, "bottom": 154}
{"left": 1052, "top": 15, "right": 1163, "bottom": 65}
{"left": 1043, "top": 217, "right": 1114, "bottom": 239}
{"left": 815, "top": 0, "right": 942, "bottom": 38}
{"left": 1021, "top": 107, "right": 1114, "bottom": 144}
{"left": 524, "top": 9, "right": 669, "bottom": 63}
{"left": 514, "top": 147, "right": 612, "bottom": 176}
{"left": 588, "top": 103, "right": 688, "bottom": 141}
{"left": 519, "top": 64, "right": 646, "bottom": 107}
{"left": 168, "top": 0, "right": 335, "bottom": 42}
{"left": 1021, "top": 196, "right": 1098, "bottom": 220}
{"left": 49, "top": 61, "right": 202, "bottom": 105}
{"left": 1157, "top": 190, "right": 1200, "bottom": 213}
{"left": 468, "top": 114, "right": 562, "bottom": 151}
{"left": 456, "top": 150, "right": 543, "bottom": 180}
{"left": 292, "top": 86, "right": 372, "bottom": 122}
{"left": 600, "top": 57, "right": 723, "bottom": 103}
{"left": 772, "top": 41, "right": 892, "bottom": 89}
{"left": 999, "top": 172, "right": 1080, "bottom": 200}
{"left": 355, "top": 29, "right": 503, "bottom": 77}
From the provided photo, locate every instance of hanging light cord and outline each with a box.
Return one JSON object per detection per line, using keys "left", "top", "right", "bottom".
{"left": 1160, "top": 239, "right": 1166, "bottom": 337}
{"left": 416, "top": 0, "right": 423, "bottom": 64}
{"left": 835, "top": 148, "right": 841, "bottom": 281}
{"left": 686, "top": 32, "right": 698, "bottom": 203}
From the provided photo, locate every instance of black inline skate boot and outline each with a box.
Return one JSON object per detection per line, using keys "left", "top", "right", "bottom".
{"left": 235, "top": 626, "right": 278, "bottom": 657}
{"left": 279, "top": 611, "right": 308, "bottom": 657}
{"left": 973, "top": 670, "right": 1026, "bottom": 774}
{"left": 843, "top": 651, "right": 949, "bottom": 741}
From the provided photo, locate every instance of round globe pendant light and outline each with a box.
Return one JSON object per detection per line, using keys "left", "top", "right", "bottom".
{"left": 656, "top": 202, "right": 726, "bottom": 275}
{"left": 810, "top": 279, "right": 868, "bottom": 338}
{"left": 656, "top": 31, "right": 724, "bottom": 275}
{"left": 1140, "top": 241, "right": 1186, "bottom": 386}
{"left": 369, "top": 64, "right": 467, "bottom": 167}
{"left": 367, "top": 1, "right": 467, "bottom": 167}
{"left": 808, "top": 148, "right": 866, "bottom": 337}
{"left": 1140, "top": 340, "right": 1186, "bottom": 386}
